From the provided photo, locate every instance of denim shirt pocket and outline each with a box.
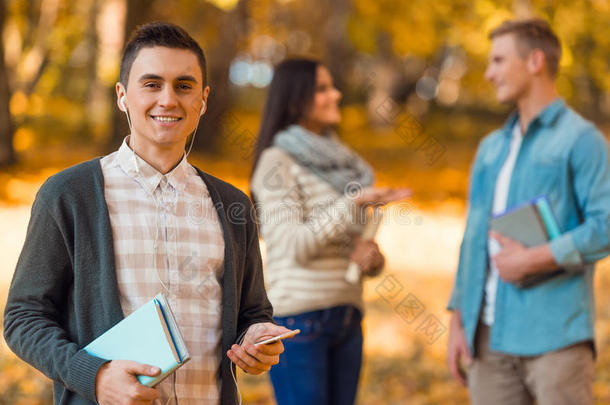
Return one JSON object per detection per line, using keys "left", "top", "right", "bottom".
{"left": 529, "top": 152, "right": 565, "bottom": 201}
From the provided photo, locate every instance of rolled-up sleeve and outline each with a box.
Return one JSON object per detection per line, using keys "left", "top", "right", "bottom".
{"left": 549, "top": 127, "right": 610, "bottom": 267}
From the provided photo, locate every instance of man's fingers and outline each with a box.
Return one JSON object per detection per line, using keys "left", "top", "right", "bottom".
{"left": 463, "top": 351, "right": 473, "bottom": 367}
{"left": 447, "top": 316, "right": 471, "bottom": 388}
{"left": 448, "top": 350, "right": 468, "bottom": 387}
{"left": 456, "top": 366, "right": 467, "bottom": 387}
{"left": 489, "top": 231, "right": 506, "bottom": 244}
{"left": 448, "top": 357, "right": 464, "bottom": 386}
{"left": 489, "top": 231, "right": 519, "bottom": 248}
{"left": 456, "top": 344, "right": 472, "bottom": 385}
{"left": 245, "top": 323, "right": 291, "bottom": 344}
{"left": 95, "top": 360, "right": 161, "bottom": 405}
{"left": 263, "top": 325, "right": 292, "bottom": 338}
{"left": 459, "top": 340, "right": 473, "bottom": 366}
{"left": 231, "top": 345, "right": 258, "bottom": 368}
{"left": 229, "top": 345, "right": 269, "bottom": 373}
{"left": 254, "top": 340, "right": 285, "bottom": 355}
{"left": 246, "top": 340, "right": 284, "bottom": 357}
{"left": 244, "top": 344, "right": 280, "bottom": 365}
{"left": 447, "top": 350, "right": 463, "bottom": 384}
{"left": 227, "top": 348, "right": 269, "bottom": 374}
{"left": 235, "top": 322, "right": 288, "bottom": 374}
{"left": 132, "top": 384, "right": 161, "bottom": 401}
{"left": 123, "top": 361, "right": 160, "bottom": 377}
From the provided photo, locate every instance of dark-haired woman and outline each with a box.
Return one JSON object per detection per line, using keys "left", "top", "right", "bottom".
{"left": 250, "top": 59, "right": 410, "bottom": 405}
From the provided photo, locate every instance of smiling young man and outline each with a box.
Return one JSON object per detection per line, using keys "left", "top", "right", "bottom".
{"left": 4, "top": 23, "right": 290, "bottom": 405}
{"left": 447, "top": 19, "right": 610, "bottom": 405}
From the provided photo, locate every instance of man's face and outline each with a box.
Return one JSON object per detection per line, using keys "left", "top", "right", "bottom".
{"left": 116, "top": 46, "right": 209, "bottom": 153}
{"left": 484, "top": 34, "right": 532, "bottom": 104}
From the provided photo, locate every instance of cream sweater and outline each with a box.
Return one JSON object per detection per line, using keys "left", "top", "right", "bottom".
{"left": 251, "top": 147, "right": 367, "bottom": 317}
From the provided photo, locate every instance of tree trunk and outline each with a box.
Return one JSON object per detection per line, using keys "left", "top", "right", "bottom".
{"left": 192, "top": 0, "right": 249, "bottom": 155}
{"left": 83, "top": 0, "right": 103, "bottom": 141}
{"left": 0, "top": 0, "right": 16, "bottom": 167}
{"left": 108, "top": 0, "right": 154, "bottom": 150}
{"left": 323, "top": 0, "right": 353, "bottom": 95}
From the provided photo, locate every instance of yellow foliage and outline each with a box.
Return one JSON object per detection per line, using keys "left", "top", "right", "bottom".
{"left": 592, "top": 0, "right": 610, "bottom": 12}
{"left": 9, "top": 91, "right": 28, "bottom": 116}
{"left": 206, "top": 0, "right": 240, "bottom": 11}
{"left": 98, "top": 57, "right": 120, "bottom": 86}
{"left": 28, "top": 94, "right": 44, "bottom": 116}
{"left": 483, "top": 9, "right": 515, "bottom": 36}
{"left": 13, "top": 128, "right": 34, "bottom": 152}
{"left": 561, "top": 45, "right": 573, "bottom": 68}
{"left": 557, "top": 75, "right": 574, "bottom": 100}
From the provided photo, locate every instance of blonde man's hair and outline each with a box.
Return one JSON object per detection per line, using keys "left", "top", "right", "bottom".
{"left": 490, "top": 19, "right": 561, "bottom": 78}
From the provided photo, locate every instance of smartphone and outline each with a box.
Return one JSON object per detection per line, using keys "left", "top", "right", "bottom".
{"left": 254, "top": 329, "right": 300, "bottom": 346}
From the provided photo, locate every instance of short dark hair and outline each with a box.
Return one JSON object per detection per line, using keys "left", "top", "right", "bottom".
{"left": 119, "top": 22, "right": 207, "bottom": 88}
{"left": 489, "top": 18, "right": 561, "bottom": 78}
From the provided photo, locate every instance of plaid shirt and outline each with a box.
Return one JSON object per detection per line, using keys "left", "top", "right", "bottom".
{"left": 100, "top": 138, "right": 224, "bottom": 404}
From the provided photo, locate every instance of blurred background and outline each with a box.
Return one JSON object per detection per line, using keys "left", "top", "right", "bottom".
{"left": 1, "top": 0, "right": 610, "bottom": 404}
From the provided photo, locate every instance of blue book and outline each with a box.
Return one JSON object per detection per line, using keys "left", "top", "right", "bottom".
{"left": 533, "top": 196, "right": 561, "bottom": 240}
{"left": 84, "top": 293, "right": 190, "bottom": 387}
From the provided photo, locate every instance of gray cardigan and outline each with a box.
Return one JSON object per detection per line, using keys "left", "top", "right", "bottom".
{"left": 3, "top": 158, "right": 273, "bottom": 404}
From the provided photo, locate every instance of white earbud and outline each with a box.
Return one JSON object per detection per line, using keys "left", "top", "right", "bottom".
{"left": 200, "top": 100, "right": 206, "bottom": 116}
{"left": 119, "top": 93, "right": 132, "bottom": 132}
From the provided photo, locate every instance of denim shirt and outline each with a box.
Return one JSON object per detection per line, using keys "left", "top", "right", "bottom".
{"left": 448, "top": 99, "right": 610, "bottom": 356}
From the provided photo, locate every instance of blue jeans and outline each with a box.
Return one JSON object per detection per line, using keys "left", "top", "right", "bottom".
{"left": 269, "top": 305, "right": 363, "bottom": 405}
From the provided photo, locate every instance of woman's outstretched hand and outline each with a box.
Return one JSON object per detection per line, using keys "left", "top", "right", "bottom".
{"left": 355, "top": 187, "right": 412, "bottom": 206}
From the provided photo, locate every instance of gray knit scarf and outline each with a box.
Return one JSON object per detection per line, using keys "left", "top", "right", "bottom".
{"left": 273, "top": 124, "right": 375, "bottom": 194}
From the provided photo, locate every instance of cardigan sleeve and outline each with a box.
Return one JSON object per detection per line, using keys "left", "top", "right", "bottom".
{"left": 3, "top": 191, "right": 107, "bottom": 403}
{"left": 235, "top": 210, "right": 274, "bottom": 340}
{"left": 251, "top": 148, "right": 361, "bottom": 265}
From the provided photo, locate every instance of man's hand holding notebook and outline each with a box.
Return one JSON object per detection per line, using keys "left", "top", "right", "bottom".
{"left": 84, "top": 293, "right": 189, "bottom": 403}
{"left": 95, "top": 360, "right": 162, "bottom": 404}
{"left": 489, "top": 196, "right": 567, "bottom": 288}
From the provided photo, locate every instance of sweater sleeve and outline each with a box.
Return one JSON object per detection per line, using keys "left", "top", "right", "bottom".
{"left": 3, "top": 192, "right": 107, "bottom": 403}
{"left": 251, "top": 148, "right": 360, "bottom": 265}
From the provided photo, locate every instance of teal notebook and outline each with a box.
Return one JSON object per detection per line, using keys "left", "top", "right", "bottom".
{"left": 84, "top": 293, "right": 190, "bottom": 387}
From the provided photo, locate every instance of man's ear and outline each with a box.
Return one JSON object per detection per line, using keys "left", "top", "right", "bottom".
{"left": 527, "top": 49, "right": 547, "bottom": 76}
{"left": 200, "top": 85, "right": 211, "bottom": 116}
{"left": 116, "top": 82, "right": 127, "bottom": 111}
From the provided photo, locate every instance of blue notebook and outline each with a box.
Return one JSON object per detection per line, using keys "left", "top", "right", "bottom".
{"left": 84, "top": 293, "right": 190, "bottom": 387}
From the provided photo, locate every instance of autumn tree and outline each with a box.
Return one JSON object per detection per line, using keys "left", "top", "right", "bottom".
{"left": 0, "top": 0, "right": 14, "bottom": 167}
